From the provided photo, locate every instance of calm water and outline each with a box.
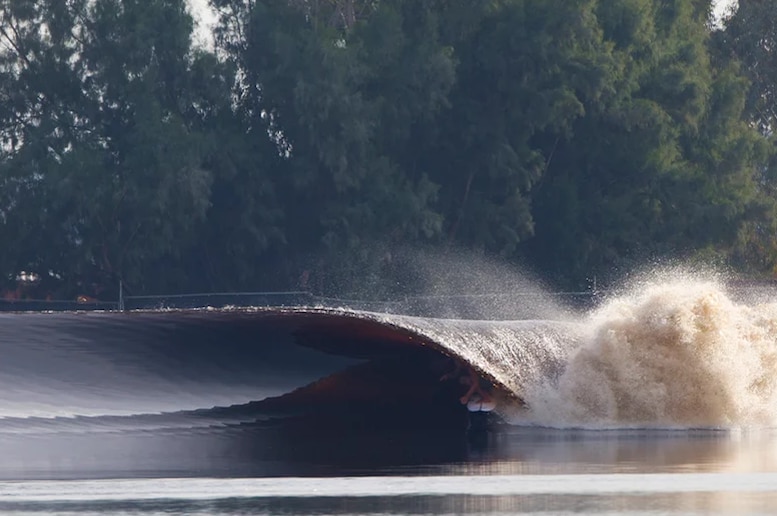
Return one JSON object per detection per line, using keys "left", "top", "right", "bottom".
{"left": 1, "top": 428, "right": 777, "bottom": 515}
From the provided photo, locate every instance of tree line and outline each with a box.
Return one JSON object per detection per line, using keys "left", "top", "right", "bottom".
{"left": 0, "top": 0, "right": 775, "bottom": 301}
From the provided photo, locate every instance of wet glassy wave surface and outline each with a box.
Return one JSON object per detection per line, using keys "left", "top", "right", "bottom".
{"left": 2, "top": 277, "right": 777, "bottom": 514}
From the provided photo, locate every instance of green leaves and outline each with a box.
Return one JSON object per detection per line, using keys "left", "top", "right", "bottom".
{"left": 0, "top": 0, "right": 222, "bottom": 295}
{"left": 716, "top": 0, "right": 777, "bottom": 135}
{"left": 523, "top": 0, "right": 776, "bottom": 288}
{"left": 2, "top": 0, "right": 776, "bottom": 298}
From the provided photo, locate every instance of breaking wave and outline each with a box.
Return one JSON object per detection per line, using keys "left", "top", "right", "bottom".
{"left": 1, "top": 275, "right": 776, "bottom": 435}
{"left": 518, "top": 279, "right": 777, "bottom": 429}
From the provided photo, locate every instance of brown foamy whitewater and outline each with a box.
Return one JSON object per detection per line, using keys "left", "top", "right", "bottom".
{"left": 518, "top": 280, "right": 777, "bottom": 428}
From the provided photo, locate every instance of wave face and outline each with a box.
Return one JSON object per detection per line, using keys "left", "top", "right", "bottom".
{"left": 1, "top": 278, "right": 776, "bottom": 436}
{"left": 0, "top": 311, "right": 357, "bottom": 422}
{"left": 517, "top": 280, "right": 777, "bottom": 429}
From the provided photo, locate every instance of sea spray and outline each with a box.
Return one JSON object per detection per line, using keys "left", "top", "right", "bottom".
{"left": 519, "top": 280, "right": 777, "bottom": 428}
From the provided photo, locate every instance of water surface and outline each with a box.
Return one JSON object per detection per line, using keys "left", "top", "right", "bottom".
{"left": 3, "top": 279, "right": 777, "bottom": 514}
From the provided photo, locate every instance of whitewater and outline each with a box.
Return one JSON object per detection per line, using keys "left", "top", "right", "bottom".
{"left": 516, "top": 278, "right": 777, "bottom": 429}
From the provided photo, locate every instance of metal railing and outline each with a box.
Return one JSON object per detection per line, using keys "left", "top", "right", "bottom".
{"left": 0, "top": 298, "right": 119, "bottom": 312}
{"left": 0, "top": 288, "right": 600, "bottom": 314}
{"left": 122, "top": 290, "right": 316, "bottom": 310}
{"left": 5, "top": 278, "right": 775, "bottom": 314}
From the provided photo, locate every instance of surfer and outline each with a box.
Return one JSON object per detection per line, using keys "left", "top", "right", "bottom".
{"left": 440, "top": 359, "right": 496, "bottom": 412}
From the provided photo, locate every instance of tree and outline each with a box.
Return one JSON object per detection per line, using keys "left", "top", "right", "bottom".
{"left": 524, "top": 0, "right": 774, "bottom": 287}
{"left": 181, "top": 51, "right": 285, "bottom": 291}
{"left": 713, "top": 0, "right": 777, "bottom": 274}
{"left": 212, "top": 0, "right": 452, "bottom": 294}
{"left": 0, "top": 0, "right": 216, "bottom": 296}
{"left": 716, "top": 0, "right": 777, "bottom": 135}
{"left": 428, "top": 0, "right": 614, "bottom": 258}
{"left": 3, "top": 0, "right": 775, "bottom": 300}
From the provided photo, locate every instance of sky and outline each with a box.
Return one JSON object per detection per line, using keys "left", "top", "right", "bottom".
{"left": 713, "top": 0, "right": 738, "bottom": 21}
{"left": 188, "top": 0, "right": 218, "bottom": 49}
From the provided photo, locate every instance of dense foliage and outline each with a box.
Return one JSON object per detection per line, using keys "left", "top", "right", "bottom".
{"left": 0, "top": 0, "right": 775, "bottom": 300}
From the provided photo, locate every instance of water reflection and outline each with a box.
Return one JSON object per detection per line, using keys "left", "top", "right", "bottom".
{"left": 2, "top": 484, "right": 777, "bottom": 515}
{"left": 451, "top": 427, "right": 777, "bottom": 475}
{"left": 2, "top": 430, "right": 777, "bottom": 515}
{"left": 3, "top": 424, "right": 777, "bottom": 480}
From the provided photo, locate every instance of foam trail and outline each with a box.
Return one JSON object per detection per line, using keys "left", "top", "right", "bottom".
{"left": 518, "top": 280, "right": 777, "bottom": 429}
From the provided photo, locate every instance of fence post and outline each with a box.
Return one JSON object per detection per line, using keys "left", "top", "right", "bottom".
{"left": 118, "top": 280, "right": 125, "bottom": 311}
